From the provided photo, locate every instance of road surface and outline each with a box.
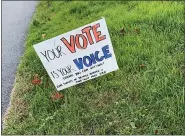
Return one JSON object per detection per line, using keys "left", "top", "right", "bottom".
{"left": 2, "top": 1, "right": 37, "bottom": 117}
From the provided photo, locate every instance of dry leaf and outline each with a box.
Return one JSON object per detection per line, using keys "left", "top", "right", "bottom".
{"left": 120, "top": 27, "right": 126, "bottom": 35}
{"left": 139, "top": 64, "right": 145, "bottom": 68}
{"left": 130, "top": 122, "right": 137, "bottom": 129}
{"left": 32, "top": 74, "right": 42, "bottom": 85}
{"left": 42, "top": 34, "right": 46, "bottom": 39}
{"left": 155, "top": 129, "right": 158, "bottom": 134}
{"left": 134, "top": 28, "right": 140, "bottom": 34}
{"left": 52, "top": 92, "right": 64, "bottom": 101}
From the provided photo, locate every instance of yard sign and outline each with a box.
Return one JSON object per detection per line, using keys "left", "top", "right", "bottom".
{"left": 34, "top": 18, "right": 119, "bottom": 91}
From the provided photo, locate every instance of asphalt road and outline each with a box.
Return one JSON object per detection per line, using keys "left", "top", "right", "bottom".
{"left": 2, "top": 1, "right": 37, "bottom": 117}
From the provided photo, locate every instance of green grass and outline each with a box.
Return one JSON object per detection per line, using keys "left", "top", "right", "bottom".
{"left": 3, "top": 1, "right": 185, "bottom": 135}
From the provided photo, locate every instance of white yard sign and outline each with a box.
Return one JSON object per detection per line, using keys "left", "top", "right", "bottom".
{"left": 34, "top": 18, "right": 119, "bottom": 91}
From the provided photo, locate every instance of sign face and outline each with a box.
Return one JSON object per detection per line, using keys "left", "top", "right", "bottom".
{"left": 34, "top": 18, "right": 119, "bottom": 91}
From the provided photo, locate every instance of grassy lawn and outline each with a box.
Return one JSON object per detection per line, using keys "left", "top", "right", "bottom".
{"left": 3, "top": 1, "right": 184, "bottom": 135}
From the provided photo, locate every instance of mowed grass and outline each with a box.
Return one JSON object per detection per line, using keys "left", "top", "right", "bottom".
{"left": 3, "top": 1, "right": 184, "bottom": 135}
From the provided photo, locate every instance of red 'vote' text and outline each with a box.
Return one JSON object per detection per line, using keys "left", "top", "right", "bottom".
{"left": 60, "top": 23, "right": 106, "bottom": 53}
